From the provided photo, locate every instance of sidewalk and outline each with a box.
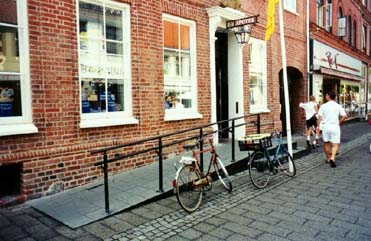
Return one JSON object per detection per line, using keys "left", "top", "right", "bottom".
{"left": 0, "top": 121, "right": 370, "bottom": 241}
{"left": 29, "top": 132, "right": 308, "bottom": 229}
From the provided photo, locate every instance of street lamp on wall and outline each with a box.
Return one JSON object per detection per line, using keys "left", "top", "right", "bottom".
{"left": 233, "top": 24, "right": 252, "bottom": 45}
{"left": 226, "top": 15, "right": 258, "bottom": 46}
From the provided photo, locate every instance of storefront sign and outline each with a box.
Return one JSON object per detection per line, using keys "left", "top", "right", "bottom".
{"left": 226, "top": 15, "right": 258, "bottom": 28}
{"left": 313, "top": 40, "right": 362, "bottom": 77}
{"left": 80, "top": 63, "right": 123, "bottom": 77}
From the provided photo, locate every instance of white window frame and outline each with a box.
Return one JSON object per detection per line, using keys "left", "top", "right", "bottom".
{"left": 248, "top": 38, "right": 268, "bottom": 113}
{"left": 325, "top": 3, "right": 332, "bottom": 31}
{"left": 77, "top": 0, "right": 137, "bottom": 128}
{"left": 0, "top": 0, "right": 38, "bottom": 136}
{"left": 284, "top": 0, "right": 297, "bottom": 13}
{"left": 162, "top": 14, "right": 201, "bottom": 121}
{"left": 316, "top": 0, "right": 324, "bottom": 27}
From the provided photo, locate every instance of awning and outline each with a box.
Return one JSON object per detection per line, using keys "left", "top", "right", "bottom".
{"left": 319, "top": 67, "right": 364, "bottom": 82}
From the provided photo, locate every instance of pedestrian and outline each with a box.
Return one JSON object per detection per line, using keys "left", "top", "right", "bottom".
{"left": 299, "top": 96, "right": 319, "bottom": 149}
{"left": 316, "top": 90, "right": 347, "bottom": 168}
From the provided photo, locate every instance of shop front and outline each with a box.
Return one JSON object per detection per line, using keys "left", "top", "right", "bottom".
{"left": 311, "top": 40, "right": 366, "bottom": 119}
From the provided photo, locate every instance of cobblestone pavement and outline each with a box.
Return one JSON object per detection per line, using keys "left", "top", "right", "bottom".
{"left": 0, "top": 122, "right": 370, "bottom": 241}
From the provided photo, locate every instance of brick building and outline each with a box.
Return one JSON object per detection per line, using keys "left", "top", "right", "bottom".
{"left": 309, "top": 0, "right": 371, "bottom": 119}
{"left": 0, "top": 0, "right": 307, "bottom": 203}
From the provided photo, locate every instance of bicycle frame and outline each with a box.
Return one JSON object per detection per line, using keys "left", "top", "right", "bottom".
{"left": 191, "top": 139, "right": 218, "bottom": 178}
{"left": 261, "top": 134, "right": 283, "bottom": 167}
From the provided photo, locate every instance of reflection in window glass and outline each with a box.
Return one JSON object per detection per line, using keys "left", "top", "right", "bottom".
{"left": 0, "top": 26, "right": 20, "bottom": 73}
{"left": 163, "top": 17, "right": 194, "bottom": 110}
{"left": 0, "top": 0, "right": 17, "bottom": 25}
{"left": 0, "top": 75, "right": 21, "bottom": 117}
{"left": 248, "top": 39, "right": 267, "bottom": 110}
{"left": 79, "top": 0, "right": 127, "bottom": 115}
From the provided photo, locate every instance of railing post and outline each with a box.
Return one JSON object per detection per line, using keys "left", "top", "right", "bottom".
{"left": 231, "top": 119, "right": 235, "bottom": 162}
{"left": 158, "top": 137, "right": 164, "bottom": 192}
{"left": 103, "top": 152, "right": 110, "bottom": 214}
{"left": 257, "top": 114, "right": 261, "bottom": 134}
{"left": 199, "top": 128, "right": 204, "bottom": 172}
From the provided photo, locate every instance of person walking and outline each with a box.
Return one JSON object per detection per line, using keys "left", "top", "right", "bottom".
{"left": 299, "top": 96, "right": 319, "bottom": 149}
{"left": 316, "top": 91, "right": 347, "bottom": 168}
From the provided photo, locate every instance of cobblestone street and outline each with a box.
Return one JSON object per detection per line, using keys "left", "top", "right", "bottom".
{"left": 0, "top": 122, "right": 371, "bottom": 241}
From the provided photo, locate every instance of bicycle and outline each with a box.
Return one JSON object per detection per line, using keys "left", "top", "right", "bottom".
{"left": 238, "top": 132, "right": 296, "bottom": 189}
{"left": 172, "top": 135, "right": 232, "bottom": 212}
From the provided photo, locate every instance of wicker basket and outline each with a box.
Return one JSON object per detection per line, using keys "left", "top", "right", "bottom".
{"left": 238, "top": 134, "right": 272, "bottom": 151}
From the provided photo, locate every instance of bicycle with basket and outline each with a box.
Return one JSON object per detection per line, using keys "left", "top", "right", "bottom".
{"left": 238, "top": 132, "right": 296, "bottom": 189}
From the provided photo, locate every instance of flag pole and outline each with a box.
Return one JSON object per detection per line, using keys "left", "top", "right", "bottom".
{"left": 278, "top": 0, "right": 293, "bottom": 159}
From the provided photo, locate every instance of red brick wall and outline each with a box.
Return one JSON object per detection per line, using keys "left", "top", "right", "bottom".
{"left": 0, "top": 0, "right": 308, "bottom": 200}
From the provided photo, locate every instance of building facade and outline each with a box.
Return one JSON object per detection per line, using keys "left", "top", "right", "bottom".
{"left": 0, "top": 0, "right": 307, "bottom": 203}
{"left": 309, "top": 0, "right": 371, "bottom": 119}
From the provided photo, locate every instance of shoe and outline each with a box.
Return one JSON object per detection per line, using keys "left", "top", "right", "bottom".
{"left": 329, "top": 159, "right": 336, "bottom": 168}
{"left": 311, "top": 144, "right": 316, "bottom": 149}
{"left": 316, "top": 143, "right": 320, "bottom": 147}
{"left": 306, "top": 140, "right": 311, "bottom": 148}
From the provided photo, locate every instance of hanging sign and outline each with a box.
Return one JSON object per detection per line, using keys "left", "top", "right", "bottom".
{"left": 226, "top": 15, "right": 259, "bottom": 29}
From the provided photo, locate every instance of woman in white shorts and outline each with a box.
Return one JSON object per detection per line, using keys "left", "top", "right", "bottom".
{"left": 316, "top": 91, "right": 347, "bottom": 168}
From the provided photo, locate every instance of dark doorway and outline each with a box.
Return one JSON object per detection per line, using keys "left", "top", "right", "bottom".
{"left": 279, "top": 67, "right": 304, "bottom": 135}
{"left": 215, "top": 32, "right": 229, "bottom": 138}
{"left": 322, "top": 79, "right": 340, "bottom": 103}
{"left": 0, "top": 163, "right": 21, "bottom": 197}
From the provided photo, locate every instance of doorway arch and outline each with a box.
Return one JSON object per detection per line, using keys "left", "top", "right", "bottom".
{"left": 279, "top": 67, "right": 305, "bottom": 134}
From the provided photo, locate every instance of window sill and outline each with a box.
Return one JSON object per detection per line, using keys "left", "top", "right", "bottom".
{"left": 165, "top": 111, "right": 203, "bottom": 121}
{"left": 250, "top": 108, "right": 271, "bottom": 114}
{"left": 80, "top": 116, "right": 139, "bottom": 128}
{"left": 0, "top": 123, "right": 39, "bottom": 137}
{"left": 284, "top": 8, "right": 298, "bottom": 16}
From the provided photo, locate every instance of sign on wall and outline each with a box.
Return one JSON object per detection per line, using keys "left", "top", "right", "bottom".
{"left": 313, "top": 40, "right": 362, "bottom": 77}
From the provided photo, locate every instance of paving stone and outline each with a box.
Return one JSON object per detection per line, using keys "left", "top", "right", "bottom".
{"left": 0, "top": 226, "right": 28, "bottom": 241}
{"left": 304, "top": 220, "right": 349, "bottom": 237}
{"left": 257, "top": 232, "right": 291, "bottom": 241}
{"left": 24, "top": 223, "right": 58, "bottom": 241}
{"left": 331, "top": 219, "right": 371, "bottom": 236}
{"left": 222, "top": 222, "right": 262, "bottom": 239}
{"left": 178, "top": 228, "right": 203, "bottom": 240}
{"left": 316, "top": 209, "right": 358, "bottom": 224}
{"left": 55, "top": 225, "right": 88, "bottom": 239}
{"left": 268, "top": 211, "right": 307, "bottom": 225}
{"left": 287, "top": 232, "right": 319, "bottom": 241}
{"left": 292, "top": 210, "right": 332, "bottom": 224}
{"left": 83, "top": 222, "right": 116, "bottom": 239}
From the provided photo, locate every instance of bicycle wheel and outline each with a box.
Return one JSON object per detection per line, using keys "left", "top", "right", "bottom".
{"left": 277, "top": 148, "right": 296, "bottom": 177}
{"left": 249, "top": 151, "right": 270, "bottom": 189}
{"left": 214, "top": 157, "right": 232, "bottom": 192}
{"left": 175, "top": 165, "right": 203, "bottom": 212}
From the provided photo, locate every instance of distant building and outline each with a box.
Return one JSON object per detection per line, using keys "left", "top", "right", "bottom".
{"left": 309, "top": 0, "right": 371, "bottom": 119}
{"left": 0, "top": 0, "right": 307, "bottom": 204}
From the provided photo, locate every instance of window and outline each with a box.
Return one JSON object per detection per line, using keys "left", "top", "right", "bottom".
{"left": 362, "top": 24, "right": 367, "bottom": 51}
{"left": 369, "top": 30, "right": 371, "bottom": 55}
{"left": 163, "top": 14, "right": 201, "bottom": 121}
{"left": 352, "top": 20, "right": 357, "bottom": 48}
{"left": 338, "top": 7, "right": 346, "bottom": 38}
{"left": 316, "top": 0, "right": 324, "bottom": 27}
{"left": 347, "top": 15, "right": 352, "bottom": 45}
{"left": 284, "top": 0, "right": 296, "bottom": 12}
{"left": 78, "top": 0, "right": 137, "bottom": 128}
{"left": 0, "top": 0, "right": 37, "bottom": 136}
{"left": 248, "top": 38, "right": 267, "bottom": 112}
{"left": 325, "top": 0, "right": 332, "bottom": 32}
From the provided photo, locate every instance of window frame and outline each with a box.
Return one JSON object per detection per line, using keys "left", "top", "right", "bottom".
{"left": 77, "top": 0, "right": 137, "bottom": 128}
{"left": 362, "top": 24, "right": 367, "bottom": 51}
{"left": 0, "top": 0, "right": 38, "bottom": 136}
{"left": 162, "top": 14, "right": 201, "bottom": 121}
{"left": 284, "top": 0, "right": 297, "bottom": 13}
{"left": 248, "top": 38, "right": 268, "bottom": 113}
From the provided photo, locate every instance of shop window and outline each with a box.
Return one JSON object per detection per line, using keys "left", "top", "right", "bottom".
{"left": 0, "top": 0, "right": 37, "bottom": 136}
{"left": 163, "top": 14, "right": 201, "bottom": 121}
{"left": 339, "top": 82, "right": 360, "bottom": 118}
{"left": 284, "top": 0, "right": 296, "bottom": 13}
{"left": 78, "top": 0, "right": 137, "bottom": 128}
{"left": 249, "top": 38, "right": 267, "bottom": 113}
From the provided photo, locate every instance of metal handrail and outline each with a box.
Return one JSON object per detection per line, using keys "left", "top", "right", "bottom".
{"left": 92, "top": 113, "right": 262, "bottom": 213}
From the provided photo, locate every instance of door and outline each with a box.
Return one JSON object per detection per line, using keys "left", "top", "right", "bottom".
{"left": 215, "top": 32, "right": 229, "bottom": 139}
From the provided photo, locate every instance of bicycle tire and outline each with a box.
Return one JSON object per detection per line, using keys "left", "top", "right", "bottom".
{"left": 175, "top": 165, "right": 203, "bottom": 212}
{"left": 214, "top": 157, "right": 232, "bottom": 192}
{"left": 249, "top": 151, "right": 270, "bottom": 189}
{"left": 277, "top": 148, "right": 296, "bottom": 177}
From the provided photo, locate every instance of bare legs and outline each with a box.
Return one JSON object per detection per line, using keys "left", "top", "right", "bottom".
{"left": 323, "top": 141, "right": 339, "bottom": 167}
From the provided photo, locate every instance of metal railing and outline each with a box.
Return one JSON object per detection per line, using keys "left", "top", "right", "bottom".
{"left": 92, "top": 114, "right": 262, "bottom": 213}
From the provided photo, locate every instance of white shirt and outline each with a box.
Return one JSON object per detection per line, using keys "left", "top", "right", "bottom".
{"left": 299, "top": 101, "right": 317, "bottom": 120}
{"left": 318, "top": 100, "right": 346, "bottom": 125}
